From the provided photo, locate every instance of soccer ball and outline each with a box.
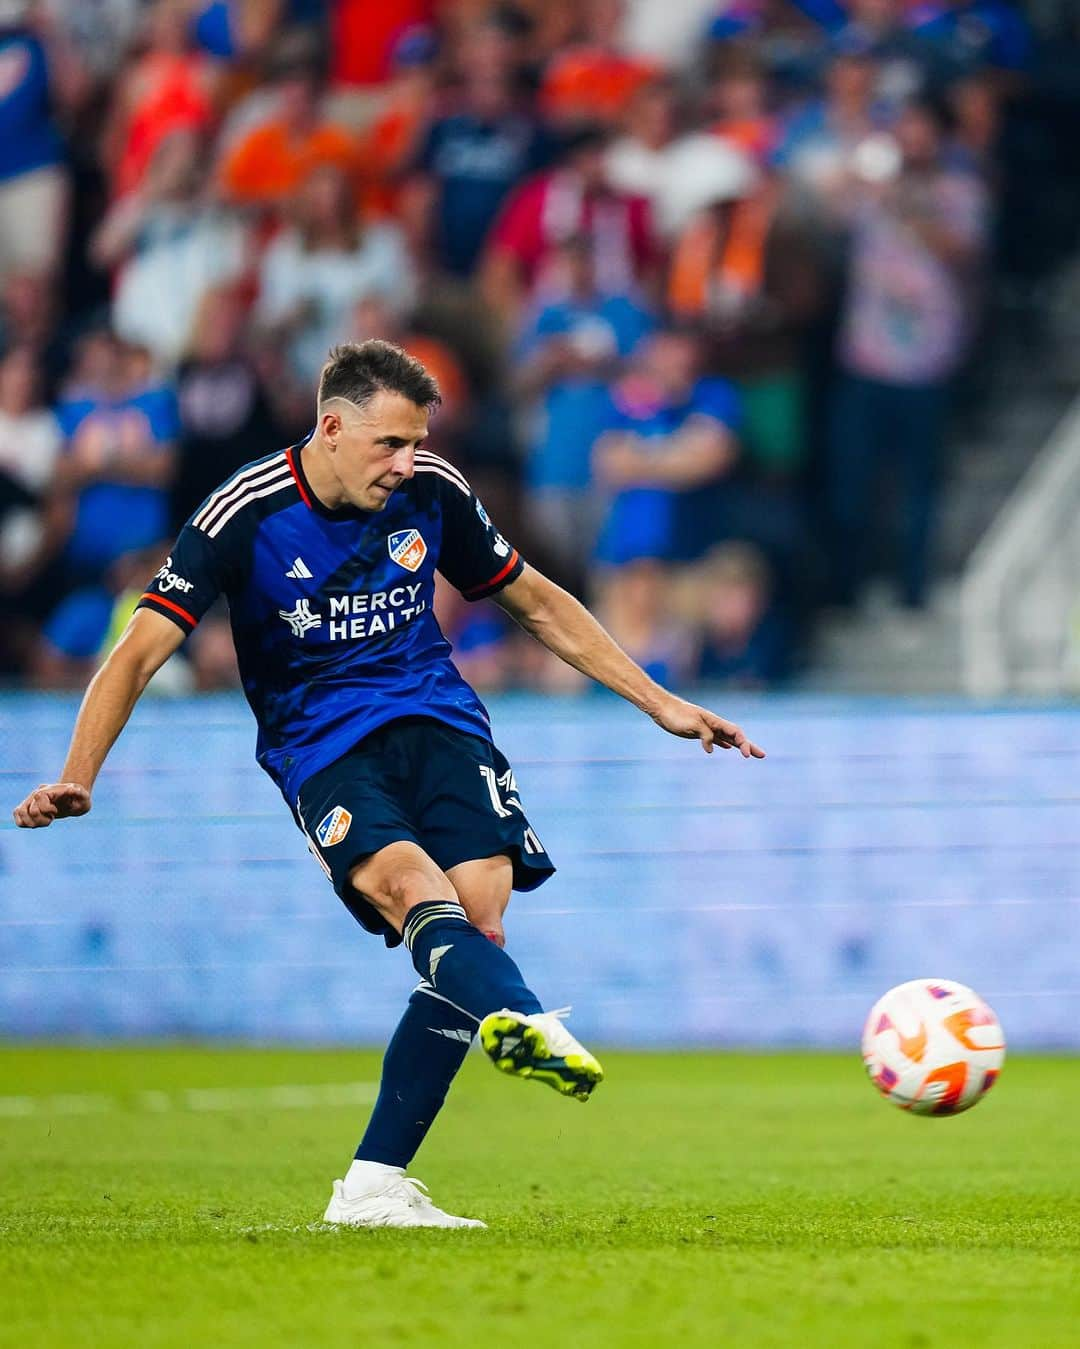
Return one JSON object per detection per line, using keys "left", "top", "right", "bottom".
{"left": 861, "top": 978, "right": 1005, "bottom": 1116}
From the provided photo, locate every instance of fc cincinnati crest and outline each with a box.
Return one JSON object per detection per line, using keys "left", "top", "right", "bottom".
{"left": 388, "top": 528, "right": 427, "bottom": 572}
{"left": 316, "top": 805, "right": 352, "bottom": 848}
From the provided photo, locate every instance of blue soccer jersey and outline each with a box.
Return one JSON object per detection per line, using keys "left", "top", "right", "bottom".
{"left": 136, "top": 440, "right": 524, "bottom": 805}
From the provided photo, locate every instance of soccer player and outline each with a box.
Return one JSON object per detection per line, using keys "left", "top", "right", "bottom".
{"left": 13, "top": 341, "right": 764, "bottom": 1228}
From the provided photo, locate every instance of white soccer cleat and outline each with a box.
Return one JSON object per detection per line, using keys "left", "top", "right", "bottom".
{"left": 322, "top": 1174, "right": 486, "bottom": 1229}
{"left": 479, "top": 1007, "right": 604, "bottom": 1101}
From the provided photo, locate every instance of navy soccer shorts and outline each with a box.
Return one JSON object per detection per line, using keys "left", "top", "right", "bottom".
{"left": 295, "top": 716, "right": 554, "bottom": 944}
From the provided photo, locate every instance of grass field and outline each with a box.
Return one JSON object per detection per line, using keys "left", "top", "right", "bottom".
{"left": 1, "top": 1047, "right": 1078, "bottom": 1348}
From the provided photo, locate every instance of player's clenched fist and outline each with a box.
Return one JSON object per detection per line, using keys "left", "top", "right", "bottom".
{"left": 12, "top": 783, "right": 91, "bottom": 828}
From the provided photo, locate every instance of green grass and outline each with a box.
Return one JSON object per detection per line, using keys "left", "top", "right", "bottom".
{"left": 1, "top": 1047, "right": 1077, "bottom": 1348}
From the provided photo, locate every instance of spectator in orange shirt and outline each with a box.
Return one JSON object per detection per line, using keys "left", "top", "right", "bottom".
{"left": 667, "top": 152, "right": 767, "bottom": 328}
{"left": 541, "top": 0, "right": 661, "bottom": 129}
{"left": 666, "top": 142, "right": 823, "bottom": 479}
{"left": 355, "top": 25, "right": 440, "bottom": 221}
{"left": 103, "top": 0, "right": 217, "bottom": 201}
{"left": 218, "top": 50, "right": 356, "bottom": 209}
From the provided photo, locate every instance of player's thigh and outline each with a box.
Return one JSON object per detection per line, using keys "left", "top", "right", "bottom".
{"left": 446, "top": 854, "right": 513, "bottom": 946}
{"left": 296, "top": 729, "right": 444, "bottom": 941}
{"left": 348, "top": 840, "right": 458, "bottom": 932}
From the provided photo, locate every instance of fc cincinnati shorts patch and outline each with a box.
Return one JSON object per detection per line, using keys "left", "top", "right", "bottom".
{"left": 294, "top": 716, "right": 555, "bottom": 945}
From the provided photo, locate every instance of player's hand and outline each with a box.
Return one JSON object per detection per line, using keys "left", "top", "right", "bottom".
{"left": 648, "top": 694, "right": 765, "bottom": 759}
{"left": 12, "top": 782, "right": 92, "bottom": 828}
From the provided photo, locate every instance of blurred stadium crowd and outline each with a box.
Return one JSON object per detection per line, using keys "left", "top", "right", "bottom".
{"left": 0, "top": 0, "right": 1076, "bottom": 693}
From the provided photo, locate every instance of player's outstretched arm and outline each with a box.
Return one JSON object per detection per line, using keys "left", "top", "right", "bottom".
{"left": 12, "top": 609, "right": 186, "bottom": 828}
{"left": 494, "top": 564, "right": 765, "bottom": 759}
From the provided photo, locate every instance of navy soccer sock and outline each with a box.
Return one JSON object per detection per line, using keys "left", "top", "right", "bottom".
{"left": 355, "top": 982, "right": 476, "bottom": 1168}
{"left": 402, "top": 900, "right": 543, "bottom": 1022}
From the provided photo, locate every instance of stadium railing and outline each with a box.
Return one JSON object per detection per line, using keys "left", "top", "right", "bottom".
{"left": 962, "top": 391, "right": 1080, "bottom": 697}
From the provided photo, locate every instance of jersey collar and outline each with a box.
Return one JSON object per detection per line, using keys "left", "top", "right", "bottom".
{"left": 286, "top": 433, "right": 372, "bottom": 522}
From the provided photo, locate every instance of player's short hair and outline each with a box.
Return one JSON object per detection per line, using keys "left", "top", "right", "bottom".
{"left": 318, "top": 340, "right": 442, "bottom": 415}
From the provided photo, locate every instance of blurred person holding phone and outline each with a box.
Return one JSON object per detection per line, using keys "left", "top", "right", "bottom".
{"left": 827, "top": 93, "right": 988, "bottom": 610}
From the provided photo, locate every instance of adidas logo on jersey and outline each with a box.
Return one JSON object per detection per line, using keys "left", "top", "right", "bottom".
{"left": 286, "top": 557, "right": 313, "bottom": 579}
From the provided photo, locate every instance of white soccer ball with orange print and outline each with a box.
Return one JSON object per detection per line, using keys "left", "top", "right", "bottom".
{"left": 861, "top": 978, "right": 1005, "bottom": 1115}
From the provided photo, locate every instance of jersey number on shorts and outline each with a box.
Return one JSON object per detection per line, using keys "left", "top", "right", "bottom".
{"left": 478, "top": 765, "right": 521, "bottom": 818}
{"left": 478, "top": 766, "right": 545, "bottom": 855}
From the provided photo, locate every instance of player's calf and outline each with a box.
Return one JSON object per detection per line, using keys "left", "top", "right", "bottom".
{"left": 401, "top": 899, "right": 542, "bottom": 1018}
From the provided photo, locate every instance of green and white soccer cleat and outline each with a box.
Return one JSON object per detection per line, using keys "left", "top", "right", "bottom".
{"left": 479, "top": 1007, "right": 604, "bottom": 1102}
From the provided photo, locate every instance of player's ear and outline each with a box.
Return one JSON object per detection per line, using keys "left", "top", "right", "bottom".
{"left": 319, "top": 407, "right": 343, "bottom": 449}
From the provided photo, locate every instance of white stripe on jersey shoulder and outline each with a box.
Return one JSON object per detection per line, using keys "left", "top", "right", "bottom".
{"left": 194, "top": 455, "right": 291, "bottom": 532}
{"left": 416, "top": 448, "right": 469, "bottom": 486}
{"left": 205, "top": 475, "right": 294, "bottom": 539}
{"left": 198, "top": 460, "right": 292, "bottom": 535}
{"left": 414, "top": 463, "right": 471, "bottom": 496}
{"left": 415, "top": 458, "right": 469, "bottom": 496}
{"left": 192, "top": 451, "right": 287, "bottom": 524}
{"left": 193, "top": 453, "right": 290, "bottom": 532}
{"left": 415, "top": 450, "right": 470, "bottom": 494}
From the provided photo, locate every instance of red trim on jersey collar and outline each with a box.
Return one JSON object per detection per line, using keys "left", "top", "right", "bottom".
{"left": 140, "top": 592, "right": 198, "bottom": 628}
{"left": 463, "top": 549, "right": 520, "bottom": 597}
{"left": 285, "top": 444, "right": 313, "bottom": 509}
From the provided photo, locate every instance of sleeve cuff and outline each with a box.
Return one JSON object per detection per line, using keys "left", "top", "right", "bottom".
{"left": 137, "top": 592, "right": 199, "bottom": 630}
{"left": 461, "top": 550, "right": 523, "bottom": 601}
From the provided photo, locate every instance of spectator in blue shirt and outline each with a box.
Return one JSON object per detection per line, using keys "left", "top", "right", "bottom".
{"left": 0, "top": 19, "right": 69, "bottom": 279}
{"left": 32, "top": 542, "right": 193, "bottom": 692}
{"left": 706, "top": 0, "right": 848, "bottom": 47}
{"left": 412, "top": 23, "right": 551, "bottom": 277}
{"left": 36, "top": 582, "right": 116, "bottom": 685}
{"left": 822, "top": 1, "right": 948, "bottom": 107}
{"left": 772, "top": 40, "right": 890, "bottom": 200}
{"left": 513, "top": 235, "right": 656, "bottom": 585}
{"left": 593, "top": 328, "right": 742, "bottom": 570}
{"left": 908, "top": 0, "right": 1032, "bottom": 79}
{"left": 689, "top": 542, "right": 791, "bottom": 687}
{"left": 51, "top": 335, "right": 178, "bottom": 583}
{"left": 189, "top": 1, "right": 323, "bottom": 61}
{"left": 589, "top": 328, "right": 742, "bottom": 681}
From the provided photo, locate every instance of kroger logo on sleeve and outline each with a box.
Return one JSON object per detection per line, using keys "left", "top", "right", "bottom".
{"left": 155, "top": 557, "right": 195, "bottom": 593}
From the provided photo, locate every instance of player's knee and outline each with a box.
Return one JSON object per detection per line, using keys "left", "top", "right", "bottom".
{"left": 348, "top": 842, "right": 456, "bottom": 923}
{"left": 446, "top": 855, "right": 512, "bottom": 945}
{"left": 387, "top": 868, "right": 455, "bottom": 912}
{"left": 471, "top": 914, "right": 505, "bottom": 947}
{"left": 367, "top": 872, "right": 457, "bottom": 924}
